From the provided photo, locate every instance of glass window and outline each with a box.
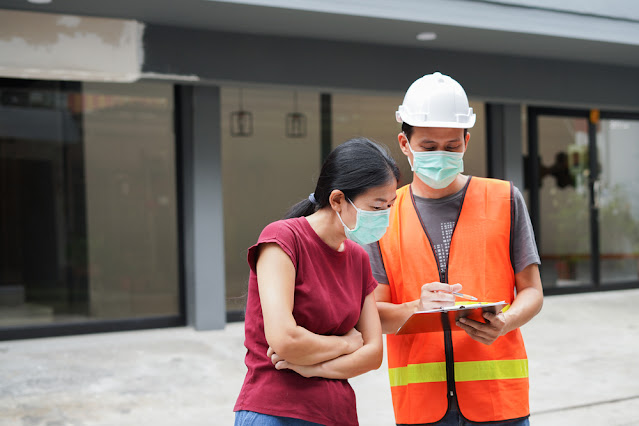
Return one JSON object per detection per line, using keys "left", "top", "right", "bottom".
{"left": 598, "top": 119, "right": 639, "bottom": 285}
{"left": 221, "top": 87, "right": 321, "bottom": 312}
{"left": 332, "top": 93, "right": 411, "bottom": 186}
{"left": 221, "top": 89, "right": 487, "bottom": 314}
{"left": 332, "top": 94, "right": 486, "bottom": 186}
{"left": 0, "top": 79, "right": 179, "bottom": 327}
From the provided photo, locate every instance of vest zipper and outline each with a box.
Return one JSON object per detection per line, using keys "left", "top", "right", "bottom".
{"left": 440, "top": 270, "right": 457, "bottom": 408}
{"left": 441, "top": 181, "right": 470, "bottom": 412}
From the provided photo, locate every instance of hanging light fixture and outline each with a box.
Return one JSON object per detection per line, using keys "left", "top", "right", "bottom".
{"left": 230, "top": 88, "right": 253, "bottom": 137}
{"left": 286, "top": 90, "right": 307, "bottom": 138}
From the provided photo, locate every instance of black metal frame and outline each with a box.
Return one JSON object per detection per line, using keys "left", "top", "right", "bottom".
{"left": 227, "top": 310, "right": 246, "bottom": 323}
{"left": 320, "top": 93, "right": 332, "bottom": 166}
{"left": 485, "top": 103, "right": 504, "bottom": 179}
{"left": 0, "top": 316, "right": 183, "bottom": 341}
{"left": 173, "top": 85, "right": 189, "bottom": 327}
{"left": 527, "top": 106, "right": 639, "bottom": 296}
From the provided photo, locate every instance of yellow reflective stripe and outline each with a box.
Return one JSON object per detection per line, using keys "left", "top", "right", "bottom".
{"left": 389, "top": 359, "right": 528, "bottom": 387}
{"left": 389, "top": 362, "right": 447, "bottom": 386}
{"left": 455, "top": 359, "right": 528, "bottom": 382}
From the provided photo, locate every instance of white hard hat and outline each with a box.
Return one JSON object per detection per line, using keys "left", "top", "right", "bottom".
{"left": 396, "top": 72, "right": 475, "bottom": 129}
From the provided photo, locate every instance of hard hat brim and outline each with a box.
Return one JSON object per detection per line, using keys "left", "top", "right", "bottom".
{"left": 397, "top": 115, "right": 476, "bottom": 129}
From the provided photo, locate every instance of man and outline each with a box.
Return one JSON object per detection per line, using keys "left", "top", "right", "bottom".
{"left": 365, "top": 72, "right": 543, "bottom": 425}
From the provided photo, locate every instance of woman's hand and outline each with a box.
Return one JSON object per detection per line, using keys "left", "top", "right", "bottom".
{"left": 342, "top": 327, "right": 364, "bottom": 354}
{"left": 266, "top": 326, "right": 362, "bottom": 373}
{"left": 267, "top": 346, "right": 286, "bottom": 368}
{"left": 267, "top": 346, "right": 317, "bottom": 378}
{"left": 265, "top": 293, "right": 383, "bottom": 380}
{"left": 266, "top": 326, "right": 361, "bottom": 366}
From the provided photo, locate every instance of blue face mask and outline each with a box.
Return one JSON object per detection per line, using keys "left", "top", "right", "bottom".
{"left": 407, "top": 141, "right": 464, "bottom": 189}
{"left": 336, "top": 198, "right": 391, "bottom": 245}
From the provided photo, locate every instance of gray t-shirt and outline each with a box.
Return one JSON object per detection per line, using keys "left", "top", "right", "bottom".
{"left": 364, "top": 182, "right": 540, "bottom": 284}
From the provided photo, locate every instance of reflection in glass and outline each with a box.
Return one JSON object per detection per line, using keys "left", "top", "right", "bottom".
{"left": 598, "top": 120, "right": 639, "bottom": 284}
{"left": 537, "top": 117, "right": 592, "bottom": 288}
{"left": 0, "top": 79, "right": 178, "bottom": 328}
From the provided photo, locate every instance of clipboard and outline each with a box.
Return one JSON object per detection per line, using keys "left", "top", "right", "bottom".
{"left": 395, "top": 301, "right": 507, "bottom": 335}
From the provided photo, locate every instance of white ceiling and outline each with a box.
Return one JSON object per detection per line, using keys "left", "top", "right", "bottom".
{"left": 2, "top": 0, "right": 639, "bottom": 67}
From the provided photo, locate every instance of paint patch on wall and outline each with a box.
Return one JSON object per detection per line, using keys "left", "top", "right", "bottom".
{"left": 0, "top": 9, "right": 144, "bottom": 82}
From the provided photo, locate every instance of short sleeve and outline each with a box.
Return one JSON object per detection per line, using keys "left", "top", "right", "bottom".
{"left": 512, "top": 186, "right": 541, "bottom": 273}
{"left": 358, "top": 246, "right": 380, "bottom": 303}
{"left": 362, "top": 241, "right": 390, "bottom": 285}
{"left": 247, "top": 220, "right": 299, "bottom": 273}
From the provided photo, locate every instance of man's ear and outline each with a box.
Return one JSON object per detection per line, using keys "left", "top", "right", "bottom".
{"left": 464, "top": 131, "right": 471, "bottom": 150}
{"left": 398, "top": 132, "right": 411, "bottom": 157}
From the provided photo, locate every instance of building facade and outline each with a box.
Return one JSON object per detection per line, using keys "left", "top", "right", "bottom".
{"left": 1, "top": 0, "right": 638, "bottom": 339}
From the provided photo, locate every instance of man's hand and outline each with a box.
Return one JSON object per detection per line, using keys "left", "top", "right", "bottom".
{"left": 456, "top": 311, "right": 507, "bottom": 345}
{"left": 418, "top": 282, "right": 463, "bottom": 311}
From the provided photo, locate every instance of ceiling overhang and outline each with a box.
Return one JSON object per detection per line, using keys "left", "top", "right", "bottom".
{"left": 1, "top": 0, "right": 639, "bottom": 68}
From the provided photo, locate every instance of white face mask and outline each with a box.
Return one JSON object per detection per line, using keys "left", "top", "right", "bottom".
{"left": 406, "top": 141, "right": 464, "bottom": 189}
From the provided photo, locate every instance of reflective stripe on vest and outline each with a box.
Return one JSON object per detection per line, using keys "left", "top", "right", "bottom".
{"left": 389, "top": 359, "right": 529, "bottom": 387}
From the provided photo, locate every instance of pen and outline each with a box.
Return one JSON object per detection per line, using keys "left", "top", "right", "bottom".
{"left": 452, "top": 292, "right": 478, "bottom": 301}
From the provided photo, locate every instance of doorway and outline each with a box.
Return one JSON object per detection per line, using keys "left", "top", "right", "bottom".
{"left": 527, "top": 107, "right": 639, "bottom": 293}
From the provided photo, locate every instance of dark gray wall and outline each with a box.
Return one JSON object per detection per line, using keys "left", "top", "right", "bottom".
{"left": 143, "top": 25, "right": 639, "bottom": 112}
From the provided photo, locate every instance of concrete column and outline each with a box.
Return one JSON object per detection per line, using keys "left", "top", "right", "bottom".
{"left": 487, "top": 103, "right": 524, "bottom": 191}
{"left": 503, "top": 104, "right": 524, "bottom": 192}
{"left": 178, "top": 85, "right": 226, "bottom": 330}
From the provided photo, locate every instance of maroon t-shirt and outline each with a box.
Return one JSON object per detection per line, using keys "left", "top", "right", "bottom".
{"left": 234, "top": 217, "right": 378, "bottom": 425}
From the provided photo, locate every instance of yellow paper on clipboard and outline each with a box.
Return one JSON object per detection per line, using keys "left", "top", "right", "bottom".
{"left": 395, "top": 301, "right": 507, "bottom": 335}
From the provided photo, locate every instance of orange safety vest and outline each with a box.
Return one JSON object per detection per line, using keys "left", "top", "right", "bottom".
{"left": 378, "top": 177, "right": 529, "bottom": 424}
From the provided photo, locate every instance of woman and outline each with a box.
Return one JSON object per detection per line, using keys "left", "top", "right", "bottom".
{"left": 234, "top": 138, "right": 400, "bottom": 425}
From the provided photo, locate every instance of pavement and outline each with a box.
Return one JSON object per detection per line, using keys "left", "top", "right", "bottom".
{"left": 1, "top": 289, "right": 638, "bottom": 426}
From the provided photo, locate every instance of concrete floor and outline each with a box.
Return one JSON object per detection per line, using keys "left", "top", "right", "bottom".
{"left": 1, "top": 289, "right": 638, "bottom": 425}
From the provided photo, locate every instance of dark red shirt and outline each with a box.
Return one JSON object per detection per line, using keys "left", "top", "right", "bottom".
{"left": 234, "top": 217, "right": 377, "bottom": 425}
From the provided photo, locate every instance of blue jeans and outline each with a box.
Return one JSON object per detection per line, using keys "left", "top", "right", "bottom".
{"left": 235, "top": 410, "right": 323, "bottom": 426}
{"left": 432, "top": 406, "right": 530, "bottom": 426}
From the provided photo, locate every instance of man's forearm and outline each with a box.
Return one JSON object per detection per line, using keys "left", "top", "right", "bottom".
{"left": 502, "top": 286, "right": 543, "bottom": 334}
{"left": 376, "top": 300, "right": 419, "bottom": 334}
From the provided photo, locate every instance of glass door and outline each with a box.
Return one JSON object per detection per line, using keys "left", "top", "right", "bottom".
{"left": 528, "top": 110, "right": 593, "bottom": 291}
{"left": 598, "top": 114, "right": 639, "bottom": 286}
{"left": 528, "top": 108, "right": 639, "bottom": 293}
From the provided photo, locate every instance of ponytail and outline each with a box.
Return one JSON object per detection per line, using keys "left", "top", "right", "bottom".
{"left": 284, "top": 198, "right": 317, "bottom": 219}
{"left": 283, "top": 137, "right": 400, "bottom": 219}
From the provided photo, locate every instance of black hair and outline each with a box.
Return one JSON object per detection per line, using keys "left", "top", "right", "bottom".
{"left": 402, "top": 123, "right": 468, "bottom": 140}
{"left": 284, "top": 137, "right": 400, "bottom": 219}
